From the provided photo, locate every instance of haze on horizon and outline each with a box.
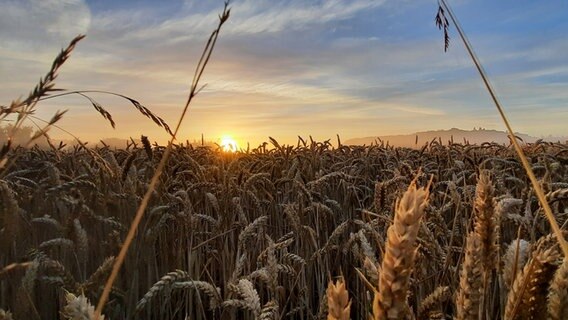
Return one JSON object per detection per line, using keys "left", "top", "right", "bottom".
{"left": 1, "top": 0, "right": 567, "bottom": 147}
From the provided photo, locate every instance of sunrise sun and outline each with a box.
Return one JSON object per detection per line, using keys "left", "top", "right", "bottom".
{"left": 220, "top": 136, "right": 238, "bottom": 152}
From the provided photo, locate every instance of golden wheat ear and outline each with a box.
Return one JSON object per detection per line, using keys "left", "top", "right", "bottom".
{"left": 548, "top": 258, "right": 568, "bottom": 320}
{"left": 373, "top": 180, "right": 429, "bottom": 320}
{"left": 505, "top": 236, "right": 561, "bottom": 319}
{"left": 327, "top": 276, "right": 351, "bottom": 320}
{"left": 455, "top": 231, "right": 483, "bottom": 320}
{"left": 473, "top": 170, "right": 499, "bottom": 273}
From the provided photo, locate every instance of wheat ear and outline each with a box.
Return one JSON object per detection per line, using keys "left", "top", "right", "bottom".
{"left": 472, "top": 170, "right": 499, "bottom": 319}
{"left": 417, "top": 286, "right": 450, "bottom": 320}
{"left": 373, "top": 180, "right": 429, "bottom": 320}
{"left": 455, "top": 231, "right": 483, "bottom": 320}
{"left": 548, "top": 258, "right": 568, "bottom": 320}
{"left": 473, "top": 170, "right": 499, "bottom": 273}
{"left": 327, "top": 277, "right": 351, "bottom": 320}
{"left": 505, "top": 240, "right": 560, "bottom": 319}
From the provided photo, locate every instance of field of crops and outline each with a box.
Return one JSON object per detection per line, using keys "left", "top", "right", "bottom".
{"left": 1, "top": 139, "right": 568, "bottom": 319}
{"left": 1, "top": 2, "right": 567, "bottom": 319}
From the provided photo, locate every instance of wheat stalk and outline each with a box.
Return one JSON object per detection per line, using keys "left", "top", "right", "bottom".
{"left": 438, "top": 0, "right": 568, "bottom": 259}
{"left": 94, "top": 4, "right": 231, "bottom": 318}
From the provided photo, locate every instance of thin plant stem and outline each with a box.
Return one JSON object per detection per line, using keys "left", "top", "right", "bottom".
{"left": 94, "top": 3, "right": 231, "bottom": 319}
{"left": 439, "top": 0, "right": 568, "bottom": 257}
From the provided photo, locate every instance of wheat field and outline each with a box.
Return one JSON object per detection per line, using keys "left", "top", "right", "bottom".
{"left": 2, "top": 2, "right": 567, "bottom": 319}
{"left": 1, "top": 138, "right": 568, "bottom": 319}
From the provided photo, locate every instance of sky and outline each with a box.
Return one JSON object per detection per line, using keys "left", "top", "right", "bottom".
{"left": 0, "top": 0, "right": 567, "bottom": 146}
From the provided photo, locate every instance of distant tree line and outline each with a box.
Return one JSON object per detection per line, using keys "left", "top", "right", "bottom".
{"left": 0, "top": 124, "right": 35, "bottom": 145}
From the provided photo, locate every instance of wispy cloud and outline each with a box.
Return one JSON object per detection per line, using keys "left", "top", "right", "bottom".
{"left": 0, "top": 0, "right": 91, "bottom": 45}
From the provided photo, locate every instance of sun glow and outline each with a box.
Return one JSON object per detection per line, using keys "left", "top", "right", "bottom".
{"left": 220, "top": 136, "right": 238, "bottom": 152}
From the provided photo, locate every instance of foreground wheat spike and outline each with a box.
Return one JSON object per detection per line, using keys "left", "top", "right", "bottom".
{"left": 548, "top": 258, "right": 568, "bottom": 320}
{"left": 63, "top": 292, "right": 104, "bottom": 320}
{"left": 373, "top": 180, "right": 429, "bottom": 320}
{"left": 327, "top": 277, "right": 351, "bottom": 320}
{"left": 474, "top": 170, "right": 499, "bottom": 273}
{"left": 505, "top": 240, "right": 560, "bottom": 319}
{"left": 455, "top": 231, "right": 483, "bottom": 320}
{"left": 472, "top": 171, "right": 499, "bottom": 318}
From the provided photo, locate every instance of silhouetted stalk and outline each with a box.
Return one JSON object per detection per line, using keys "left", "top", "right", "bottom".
{"left": 94, "top": 2, "right": 231, "bottom": 319}
{"left": 439, "top": 0, "right": 568, "bottom": 258}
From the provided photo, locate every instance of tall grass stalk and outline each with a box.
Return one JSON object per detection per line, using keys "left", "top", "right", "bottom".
{"left": 94, "top": 2, "right": 231, "bottom": 318}
{"left": 439, "top": 0, "right": 568, "bottom": 258}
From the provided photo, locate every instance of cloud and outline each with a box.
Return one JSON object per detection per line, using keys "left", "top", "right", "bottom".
{"left": 0, "top": 0, "right": 91, "bottom": 44}
{"left": 226, "top": 0, "right": 385, "bottom": 35}
{"left": 1, "top": 0, "right": 567, "bottom": 144}
{"left": 147, "top": 0, "right": 384, "bottom": 41}
{"left": 0, "top": 0, "right": 92, "bottom": 103}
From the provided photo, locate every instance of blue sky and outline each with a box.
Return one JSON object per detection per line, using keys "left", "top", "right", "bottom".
{"left": 0, "top": 0, "right": 567, "bottom": 145}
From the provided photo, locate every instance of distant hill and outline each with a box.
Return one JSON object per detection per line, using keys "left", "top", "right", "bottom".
{"left": 345, "top": 128, "right": 567, "bottom": 148}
